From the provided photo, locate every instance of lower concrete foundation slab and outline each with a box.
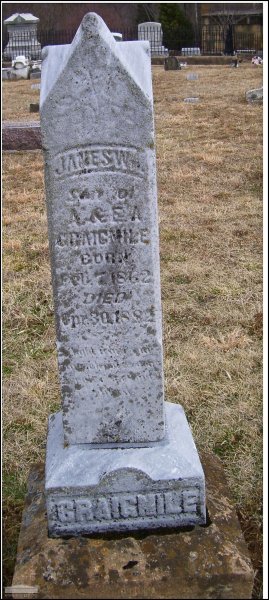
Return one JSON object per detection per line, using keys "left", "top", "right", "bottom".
{"left": 11, "top": 451, "right": 254, "bottom": 599}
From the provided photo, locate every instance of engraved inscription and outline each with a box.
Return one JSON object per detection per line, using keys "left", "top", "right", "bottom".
{"left": 66, "top": 186, "right": 135, "bottom": 205}
{"left": 60, "top": 306, "right": 155, "bottom": 328}
{"left": 56, "top": 228, "right": 150, "bottom": 247}
{"left": 82, "top": 291, "right": 132, "bottom": 305}
{"left": 94, "top": 270, "right": 151, "bottom": 285}
{"left": 70, "top": 204, "right": 141, "bottom": 225}
{"left": 54, "top": 145, "right": 145, "bottom": 179}
{"left": 41, "top": 12, "right": 166, "bottom": 446}
{"left": 49, "top": 488, "right": 201, "bottom": 525}
{"left": 59, "top": 342, "right": 158, "bottom": 361}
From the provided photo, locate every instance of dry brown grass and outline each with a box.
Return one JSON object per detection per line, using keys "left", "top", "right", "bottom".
{"left": 3, "top": 64, "right": 263, "bottom": 594}
{"left": 2, "top": 79, "right": 40, "bottom": 121}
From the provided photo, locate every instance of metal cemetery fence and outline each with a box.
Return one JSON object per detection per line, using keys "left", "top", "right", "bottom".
{"left": 2, "top": 25, "right": 263, "bottom": 60}
{"left": 201, "top": 27, "right": 263, "bottom": 55}
{"left": 2, "top": 29, "right": 76, "bottom": 60}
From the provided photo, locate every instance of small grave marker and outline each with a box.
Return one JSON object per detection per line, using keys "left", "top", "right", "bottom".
{"left": 164, "top": 56, "right": 180, "bottom": 71}
{"left": 187, "top": 73, "right": 198, "bottom": 80}
{"left": 29, "top": 103, "right": 39, "bottom": 112}
{"left": 184, "top": 97, "right": 199, "bottom": 103}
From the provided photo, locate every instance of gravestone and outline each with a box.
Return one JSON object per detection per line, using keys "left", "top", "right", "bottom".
{"left": 40, "top": 12, "right": 206, "bottom": 536}
{"left": 164, "top": 56, "right": 180, "bottom": 71}
{"left": 12, "top": 54, "right": 29, "bottom": 68}
{"left": 246, "top": 86, "right": 263, "bottom": 103}
{"left": 2, "top": 121, "right": 41, "bottom": 151}
{"left": 187, "top": 72, "right": 199, "bottom": 80}
{"left": 184, "top": 97, "right": 199, "bottom": 103}
{"left": 30, "top": 71, "right": 41, "bottom": 79}
{"left": 138, "top": 22, "right": 168, "bottom": 55}
{"left": 29, "top": 103, "right": 39, "bottom": 112}
{"left": 2, "top": 66, "right": 30, "bottom": 80}
{"left": 181, "top": 47, "right": 200, "bottom": 56}
{"left": 9, "top": 54, "right": 30, "bottom": 79}
{"left": 3, "top": 13, "right": 41, "bottom": 60}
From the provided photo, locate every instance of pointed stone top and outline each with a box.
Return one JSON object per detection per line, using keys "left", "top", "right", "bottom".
{"left": 41, "top": 13, "right": 152, "bottom": 110}
{"left": 4, "top": 13, "right": 39, "bottom": 24}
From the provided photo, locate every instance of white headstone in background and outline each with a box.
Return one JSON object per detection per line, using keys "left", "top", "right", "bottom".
{"left": 41, "top": 12, "right": 206, "bottom": 536}
{"left": 138, "top": 22, "right": 168, "bottom": 55}
{"left": 187, "top": 73, "right": 199, "bottom": 80}
{"left": 181, "top": 47, "right": 201, "bottom": 56}
{"left": 4, "top": 13, "right": 41, "bottom": 60}
{"left": 8, "top": 54, "right": 30, "bottom": 79}
{"left": 12, "top": 54, "right": 29, "bottom": 68}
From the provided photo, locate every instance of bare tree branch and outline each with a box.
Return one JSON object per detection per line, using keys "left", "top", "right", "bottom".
{"left": 208, "top": 4, "right": 251, "bottom": 28}
{"left": 140, "top": 3, "right": 160, "bottom": 22}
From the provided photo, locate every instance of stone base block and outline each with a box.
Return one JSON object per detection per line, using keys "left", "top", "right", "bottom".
{"left": 45, "top": 403, "right": 206, "bottom": 536}
{"left": 11, "top": 451, "right": 254, "bottom": 599}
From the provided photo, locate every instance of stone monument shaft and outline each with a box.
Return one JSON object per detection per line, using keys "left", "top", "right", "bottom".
{"left": 41, "top": 14, "right": 165, "bottom": 445}
{"left": 42, "top": 13, "right": 206, "bottom": 536}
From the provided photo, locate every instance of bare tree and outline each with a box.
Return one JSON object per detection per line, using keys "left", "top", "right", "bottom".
{"left": 208, "top": 3, "right": 257, "bottom": 27}
{"left": 140, "top": 3, "right": 160, "bottom": 22}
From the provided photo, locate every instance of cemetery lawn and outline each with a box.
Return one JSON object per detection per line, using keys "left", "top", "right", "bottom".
{"left": 2, "top": 79, "right": 40, "bottom": 121}
{"left": 3, "top": 64, "right": 263, "bottom": 594}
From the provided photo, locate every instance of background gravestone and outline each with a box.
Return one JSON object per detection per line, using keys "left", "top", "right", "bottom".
{"left": 138, "top": 21, "right": 168, "bottom": 55}
{"left": 3, "top": 13, "right": 41, "bottom": 60}
{"left": 41, "top": 12, "right": 206, "bottom": 536}
{"left": 187, "top": 72, "right": 199, "bottom": 80}
{"left": 164, "top": 56, "right": 180, "bottom": 70}
{"left": 181, "top": 47, "right": 200, "bottom": 56}
{"left": 246, "top": 86, "right": 263, "bottom": 103}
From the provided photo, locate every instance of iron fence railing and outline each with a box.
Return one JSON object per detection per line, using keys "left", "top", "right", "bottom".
{"left": 201, "top": 27, "right": 263, "bottom": 55}
{"left": 2, "top": 25, "right": 263, "bottom": 60}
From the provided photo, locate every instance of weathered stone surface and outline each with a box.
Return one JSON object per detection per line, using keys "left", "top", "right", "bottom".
{"left": 246, "top": 87, "right": 263, "bottom": 103}
{"left": 40, "top": 13, "right": 165, "bottom": 446}
{"left": 45, "top": 403, "right": 206, "bottom": 535}
{"left": 12, "top": 452, "right": 254, "bottom": 599}
{"left": 2, "top": 121, "right": 41, "bottom": 151}
{"left": 164, "top": 57, "right": 180, "bottom": 71}
{"left": 40, "top": 11, "right": 206, "bottom": 537}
